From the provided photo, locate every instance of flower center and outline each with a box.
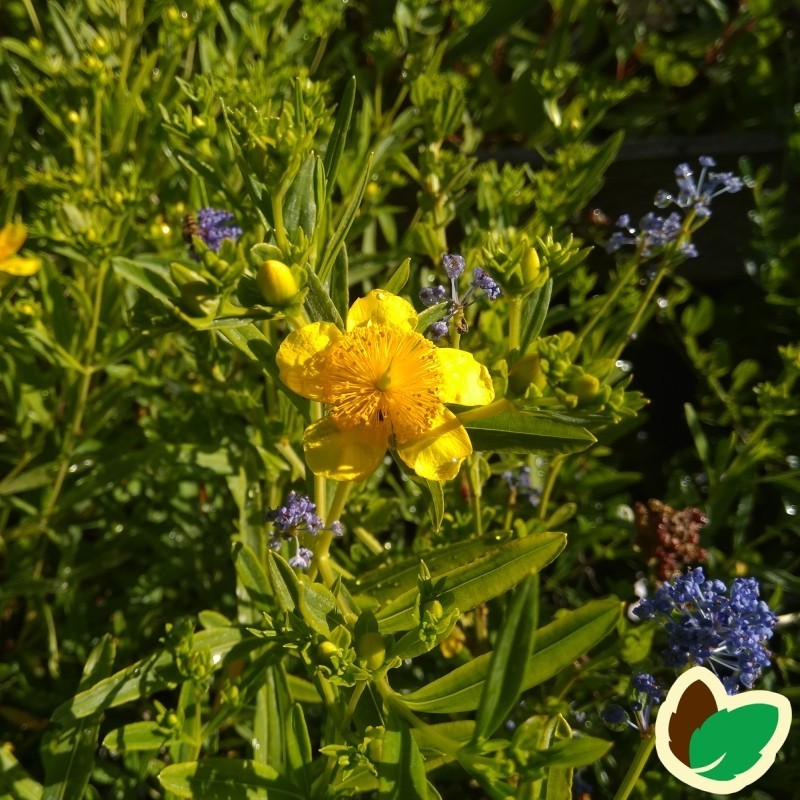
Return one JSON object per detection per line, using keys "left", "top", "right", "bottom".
{"left": 322, "top": 324, "right": 443, "bottom": 442}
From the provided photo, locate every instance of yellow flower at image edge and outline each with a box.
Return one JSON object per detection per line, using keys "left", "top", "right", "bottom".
{"left": 0, "top": 223, "right": 41, "bottom": 278}
{"left": 277, "top": 290, "right": 495, "bottom": 482}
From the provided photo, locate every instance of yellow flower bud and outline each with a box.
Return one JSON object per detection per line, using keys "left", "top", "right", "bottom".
{"left": 67, "top": 110, "right": 80, "bottom": 125}
{"left": 355, "top": 632, "right": 386, "bottom": 671}
{"left": 521, "top": 244, "right": 541, "bottom": 284}
{"left": 422, "top": 599, "right": 443, "bottom": 620}
{"left": 257, "top": 259, "right": 299, "bottom": 306}
{"left": 316, "top": 641, "right": 339, "bottom": 662}
{"left": 567, "top": 373, "right": 600, "bottom": 403}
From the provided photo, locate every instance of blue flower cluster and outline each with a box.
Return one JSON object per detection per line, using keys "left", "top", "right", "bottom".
{"left": 265, "top": 491, "right": 344, "bottom": 570}
{"left": 501, "top": 466, "right": 541, "bottom": 507}
{"left": 420, "top": 253, "right": 502, "bottom": 339}
{"left": 654, "top": 157, "right": 744, "bottom": 218}
{"left": 608, "top": 212, "right": 697, "bottom": 259}
{"left": 633, "top": 567, "right": 777, "bottom": 693}
{"left": 196, "top": 207, "right": 242, "bottom": 252}
{"left": 607, "top": 156, "right": 742, "bottom": 259}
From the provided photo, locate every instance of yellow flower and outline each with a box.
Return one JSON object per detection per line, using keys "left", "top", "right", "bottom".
{"left": 0, "top": 223, "right": 41, "bottom": 278}
{"left": 277, "top": 289, "right": 495, "bottom": 482}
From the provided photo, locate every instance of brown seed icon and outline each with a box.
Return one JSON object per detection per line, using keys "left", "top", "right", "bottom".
{"left": 667, "top": 678, "right": 718, "bottom": 766}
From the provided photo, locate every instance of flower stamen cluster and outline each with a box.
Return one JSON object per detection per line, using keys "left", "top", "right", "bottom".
{"left": 633, "top": 567, "right": 777, "bottom": 693}
{"left": 420, "top": 253, "right": 502, "bottom": 339}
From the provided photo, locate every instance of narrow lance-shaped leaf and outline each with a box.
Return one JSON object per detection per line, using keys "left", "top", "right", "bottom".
{"left": 323, "top": 75, "right": 356, "bottom": 191}
{"left": 471, "top": 574, "right": 538, "bottom": 743}
{"left": 383, "top": 257, "right": 411, "bottom": 294}
{"left": 50, "top": 627, "right": 253, "bottom": 723}
{"left": 42, "top": 635, "right": 116, "bottom": 800}
{"left": 158, "top": 759, "right": 305, "bottom": 800}
{"left": 464, "top": 411, "right": 595, "bottom": 455}
{"left": 403, "top": 598, "right": 621, "bottom": 713}
{"left": 285, "top": 704, "right": 313, "bottom": 795}
{"left": 375, "top": 532, "right": 566, "bottom": 633}
{"left": 355, "top": 531, "right": 516, "bottom": 600}
{"left": 317, "top": 152, "right": 374, "bottom": 284}
{"left": 377, "top": 706, "right": 428, "bottom": 800}
{"left": 232, "top": 540, "right": 273, "bottom": 612}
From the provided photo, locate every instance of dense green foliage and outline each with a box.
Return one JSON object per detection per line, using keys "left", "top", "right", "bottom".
{"left": 1, "top": 1, "right": 799, "bottom": 798}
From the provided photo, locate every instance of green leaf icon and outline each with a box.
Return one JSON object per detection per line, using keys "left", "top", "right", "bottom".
{"left": 688, "top": 704, "right": 780, "bottom": 781}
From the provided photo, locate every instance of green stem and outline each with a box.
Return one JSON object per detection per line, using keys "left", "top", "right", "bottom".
{"left": 375, "top": 679, "right": 461, "bottom": 758}
{"left": 468, "top": 456, "right": 484, "bottom": 536}
{"left": 42, "top": 261, "right": 109, "bottom": 524}
{"left": 570, "top": 257, "right": 640, "bottom": 359}
{"left": 538, "top": 454, "right": 564, "bottom": 520}
{"left": 612, "top": 732, "right": 656, "bottom": 800}
{"left": 272, "top": 190, "right": 289, "bottom": 254}
{"left": 508, "top": 296, "right": 522, "bottom": 352}
{"left": 610, "top": 260, "right": 670, "bottom": 362}
{"left": 313, "top": 480, "right": 352, "bottom": 587}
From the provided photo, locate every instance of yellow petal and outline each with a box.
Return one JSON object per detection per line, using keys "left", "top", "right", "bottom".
{"left": 303, "top": 416, "right": 387, "bottom": 481}
{"left": 347, "top": 289, "right": 418, "bottom": 332}
{"left": 0, "top": 223, "right": 26, "bottom": 261}
{"left": 0, "top": 255, "right": 41, "bottom": 277}
{"left": 436, "top": 348, "right": 495, "bottom": 406}
{"left": 276, "top": 321, "right": 341, "bottom": 400}
{"left": 396, "top": 407, "right": 472, "bottom": 481}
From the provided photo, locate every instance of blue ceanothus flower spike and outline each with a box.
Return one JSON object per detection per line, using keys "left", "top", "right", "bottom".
{"left": 419, "top": 253, "right": 502, "bottom": 339}
{"left": 195, "top": 207, "right": 243, "bottom": 252}
{"left": 634, "top": 567, "right": 778, "bottom": 693}
{"left": 265, "top": 491, "right": 344, "bottom": 570}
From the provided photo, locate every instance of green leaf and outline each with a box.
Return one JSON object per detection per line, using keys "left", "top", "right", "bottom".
{"left": 526, "top": 736, "right": 612, "bottom": 769}
{"left": 689, "top": 705, "right": 781, "bottom": 780}
{"left": 112, "top": 256, "right": 179, "bottom": 306}
{"left": 355, "top": 532, "right": 516, "bottom": 601}
{"left": 0, "top": 746, "right": 43, "bottom": 800}
{"left": 232, "top": 540, "right": 272, "bottom": 611}
{"left": 102, "top": 722, "right": 175, "bottom": 752}
{"left": 375, "top": 532, "right": 565, "bottom": 633}
{"left": 331, "top": 243, "right": 350, "bottom": 322}
{"left": 464, "top": 411, "right": 596, "bottom": 455}
{"left": 520, "top": 278, "right": 553, "bottom": 353}
{"left": 446, "top": 0, "right": 547, "bottom": 60}
{"left": 317, "top": 152, "right": 374, "bottom": 284}
{"left": 323, "top": 75, "right": 356, "bottom": 191}
{"left": 402, "top": 599, "right": 621, "bottom": 713}
{"left": 378, "top": 706, "right": 428, "bottom": 800}
{"left": 681, "top": 295, "right": 714, "bottom": 336}
{"left": 50, "top": 627, "right": 252, "bottom": 723}
{"left": 304, "top": 268, "right": 345, "bottom": 329}
{"left": 472, "top": 574, "right": 538, "bottom": 743}
{"left": 424, "top": 479, "right": 444, "bottom": 532}
{"left": 383, "top": 257, "right": 411, "bottom": 294}
{"left": 283, "top": 155, "right": 317, "bottom": 239}
{"left": 217, "top": 324, "right": 308, "bottom": 417}
{"left": 267, "top": 551, "right": 301, "bottom": 613}
{"left": 42, "top": 635, "right": 116, "bottom": 800}
{"left": 297, "top": 577, "right": 340, "bottom": 635}
{"left": 158, "top": 759, "right": 305, "bottom": 799}
{"left": 285, "top": 704, "right": 313, "bottom": 795}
